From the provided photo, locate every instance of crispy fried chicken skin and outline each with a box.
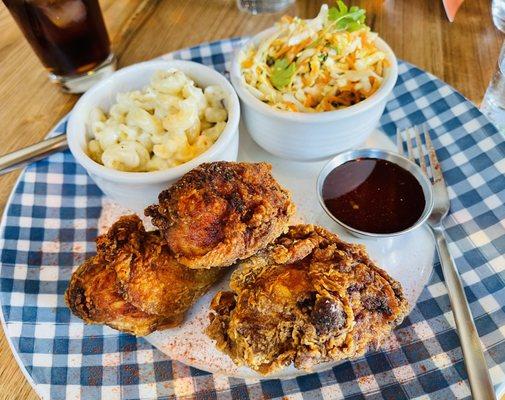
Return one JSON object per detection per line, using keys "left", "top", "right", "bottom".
{"left": 65, "top": 256, "right": 175, "bottom": 336}
{"left": 66, "top": 215, "right": 225, "bottom": 336}
{"left": 145, "top": 162, "right": 295, "bottom": 269}
{"left": 206, "top": 225, "right": 409, "bottom": 375}
{"left": 96, "top": 215, "right": 226, "bottom": 318}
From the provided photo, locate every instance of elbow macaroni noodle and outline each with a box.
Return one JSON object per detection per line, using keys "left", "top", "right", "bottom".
{"left": 87, "top": 69, "right": 228, "bottom": 172}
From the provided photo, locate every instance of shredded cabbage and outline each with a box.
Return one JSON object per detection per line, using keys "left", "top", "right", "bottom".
{"left": 239, "top": 2, "right": 388, "bottom": 113}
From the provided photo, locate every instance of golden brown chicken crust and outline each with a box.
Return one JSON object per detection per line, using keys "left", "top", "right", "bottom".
{"left": 66, "top": 215, "right": 226, "bottom": 335}
{"left": 145, "top": 162, "right": 295, "bottom": 269}
{"left": 96, "top": 215, "right": 226, "bottom": 317}
{"left": 206, "top": 224, "right": 409, "bottom": 375}
{"left": 65, "top": 256, "right": 176, "bottom": 336}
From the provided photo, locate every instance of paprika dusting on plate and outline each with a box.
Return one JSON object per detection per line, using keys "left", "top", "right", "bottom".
{"left": 322, "top": 158, "right": 425, "bottom": 234}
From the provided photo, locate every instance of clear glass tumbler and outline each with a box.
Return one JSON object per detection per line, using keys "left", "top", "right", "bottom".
{"left": 236, "top": 0, "right": 295, "bottom": 14}
{"left": 492, "top": 0, "right": 505, "bottom": 32}
{"left": 2, "top": 0, "right": 116, "bottom": 93}
{"left": 481, "top": 41, "right": 505, "bottom": 134}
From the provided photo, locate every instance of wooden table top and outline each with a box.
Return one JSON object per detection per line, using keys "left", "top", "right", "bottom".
{"left": 0, "top": 0, "right": 502, "bottom": 397}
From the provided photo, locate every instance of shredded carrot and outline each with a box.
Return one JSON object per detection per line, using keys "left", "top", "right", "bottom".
{"left": 333, "top": 83, "right": 353, "bottom": 92}
{"left": 304, "top": 94, "right": 316, "bottom": 107}
{"left": 299, "top": 58, "right": 310, "bottom": 66}
{"left": 285, "top": 38, "right": 313, "bottom": 60}
{"left": 241, "top": 59, "right": 253, "bottom": 68}
{"left": 346, "top": 54, "right": 355, "bottom": 69}
{"left": 302, "top": 75, "right": 312, "bottom": 86}
{"left": 275, "top": 44, "right": 291, "bottom": 58}
{"left": 363, "top": 43, "right": 373, "bottom": 53}
{"left": 322, "top": 95, "right": 341, "bottom": 104}
{"left": 284, "top": 102, "right": 298, "bottom": 112}
{"left": 321, "top": 92, "right": 358, "bottom": 110}
{"left": 316, "top": 73, "right": 330, "bottom": 85}
{"left": 280, "top": 15, "right": 293, "bottom": 24}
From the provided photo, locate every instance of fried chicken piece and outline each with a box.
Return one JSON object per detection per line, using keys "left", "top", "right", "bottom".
{"left": 95, "top": 215, "right": 226, "bottom": 318}
{"left": 65, "top": 256, "right": 175, "bottom": 336}
{"left": 65, "top": 215, "right": 226, "bottom": 336}
{"left": 206, "top": 225, "right": 408, "bottom": 375}
{"left": 145, "top": 162, "right": 295, "bottom": 269}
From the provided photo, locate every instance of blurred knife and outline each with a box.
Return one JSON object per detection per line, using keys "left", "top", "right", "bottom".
{"left": 0, "top": 135, "right": 68, "bottom": 175}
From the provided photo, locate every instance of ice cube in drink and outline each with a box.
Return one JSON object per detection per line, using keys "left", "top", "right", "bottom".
{"left": 3, "top": 0, "right": 112, "bottom": 77}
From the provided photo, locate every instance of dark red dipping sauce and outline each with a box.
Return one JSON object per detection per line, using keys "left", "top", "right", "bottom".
{"left": 322, "top": 158, "right": 425, "bottom": 234}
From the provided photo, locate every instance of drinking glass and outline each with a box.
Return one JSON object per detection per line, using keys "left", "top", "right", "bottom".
{"left": 2, "top": 0, "right": 116, "bottom": 93}
{"left": 481, "top": 41, "right": 505, "bottom": 134}
{"left": 236, "top": 0, "right": 294, "bottom": 14}
{"left": 492, "top": 0, "right": 505, "bottom": 32}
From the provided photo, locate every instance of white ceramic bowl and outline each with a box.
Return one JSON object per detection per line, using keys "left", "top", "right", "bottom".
{"left": 67, "top": 60, "right": 240, "bottom": 212}
{"left": 230, "top": 27, "right": 398, "bottom": 161}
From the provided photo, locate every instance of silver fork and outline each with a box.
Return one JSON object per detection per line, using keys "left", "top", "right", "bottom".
{"left": 397, "top": 126, "right": 496, "bottom": 400}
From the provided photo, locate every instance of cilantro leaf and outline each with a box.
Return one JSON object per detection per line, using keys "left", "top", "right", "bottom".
{"left": 328, "top": 1, "right": 366, "bottom": 31}
{"left": 318, "top": 53, "right": 328, "bottom": 63}
{"left": 270, "top": 58, "right": 296, "bottom": 89}
{"left": 328, "top": 0, "right": 348, "bottom": 19}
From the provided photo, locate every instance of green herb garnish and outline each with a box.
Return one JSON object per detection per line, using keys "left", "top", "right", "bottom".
{"left": 318, "top": 53, "right": 328, "bottom": 63}
{"left": 270, "top": 58, "right": 296, "bottom": 89}
{"left": 328, "top": 1, "right": 366, "bottom": 31}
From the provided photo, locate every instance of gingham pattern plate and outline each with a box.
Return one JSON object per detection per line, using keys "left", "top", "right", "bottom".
{"left": 0, "top": 38, "right": 504, "bottom": 400}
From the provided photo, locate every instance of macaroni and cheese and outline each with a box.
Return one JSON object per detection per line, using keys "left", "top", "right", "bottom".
{"left": 87, "top": 69, "right": 228, "bottom": 172}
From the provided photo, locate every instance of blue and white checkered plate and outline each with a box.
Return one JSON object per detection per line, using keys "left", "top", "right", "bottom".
{"left": 0, "top": 38, "right": 504, "bottom": 399}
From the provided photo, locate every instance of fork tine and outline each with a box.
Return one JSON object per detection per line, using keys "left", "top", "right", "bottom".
{"left": 396, "top": 128, "right": 403, "bottom": 155}
{"left": 413, "top": 126, "right": 427, "bottom": 174}
{"left": 405, "top": 128, "right": 415, "bottom": 162}
{"left": 423, "top": 127, "right": 445, "bottom": 184}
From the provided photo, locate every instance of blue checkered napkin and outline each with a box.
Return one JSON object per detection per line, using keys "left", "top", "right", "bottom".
{"left": 0, "top": 37, "right": 504, "bottom": 400}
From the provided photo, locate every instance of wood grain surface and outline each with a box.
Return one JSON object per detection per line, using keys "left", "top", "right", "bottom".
{"left": 0, "top": 0, "right": 502, "bottom": 398}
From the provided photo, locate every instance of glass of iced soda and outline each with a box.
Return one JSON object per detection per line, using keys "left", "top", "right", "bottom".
{"left": 2, "top": 0, "right": 116, "bottom": 93}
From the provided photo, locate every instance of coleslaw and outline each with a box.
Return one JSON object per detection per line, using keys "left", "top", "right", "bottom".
{"left": 239, "top": 2, "right": 389, "bottom": 113}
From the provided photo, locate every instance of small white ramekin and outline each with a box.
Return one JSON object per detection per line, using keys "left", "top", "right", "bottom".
{"left": 67, "top": 60, "right": 240, "bottom": 212}
{"left": 230, "top": 28, "right": 398, "bottom": 161}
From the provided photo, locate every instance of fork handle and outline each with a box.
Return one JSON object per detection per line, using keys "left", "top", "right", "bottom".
{"left": 432, "top": 227, "right": 496, "bottom": 400}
